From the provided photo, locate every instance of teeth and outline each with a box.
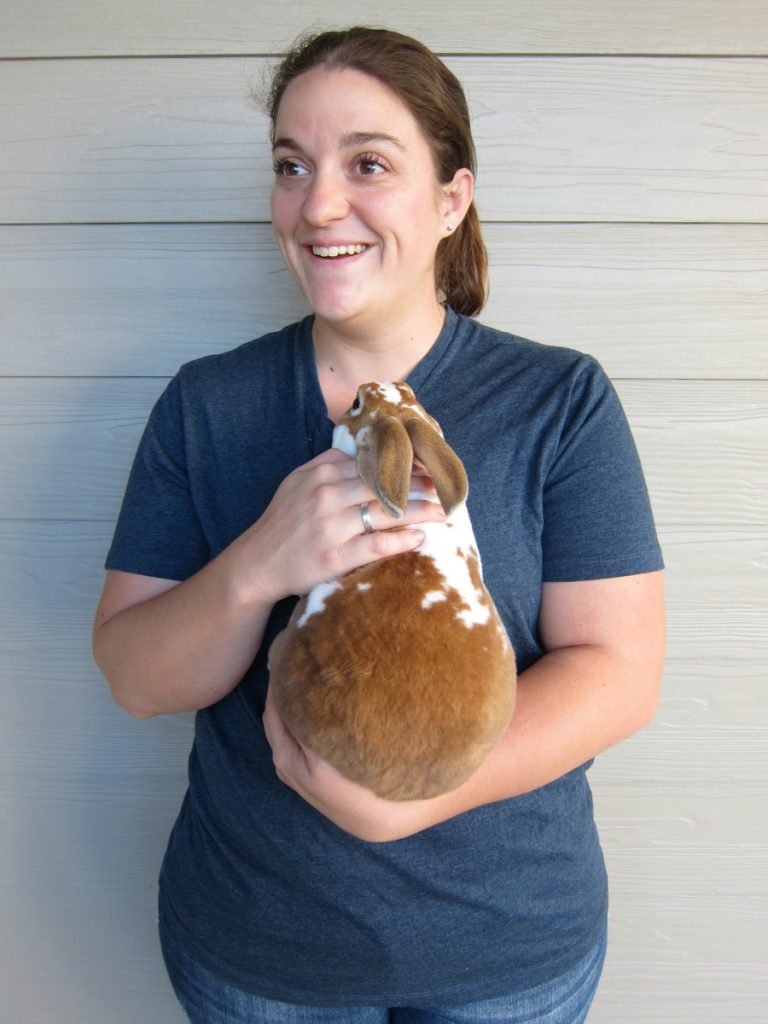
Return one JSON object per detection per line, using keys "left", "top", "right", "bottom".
{"left": 312, "top": 244, "right": 367, "bottom": 258}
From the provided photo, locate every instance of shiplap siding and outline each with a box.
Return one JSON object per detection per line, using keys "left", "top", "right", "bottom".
{"left": 4, "top": 56, "right": 768, "bottom": 224}
{"left": 1, "top": 1, "right": 766, "bottom": 1021}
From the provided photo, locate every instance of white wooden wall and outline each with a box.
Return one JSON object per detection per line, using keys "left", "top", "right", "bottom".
{"left": 1, "top": 2, "right": 766, "bottom": 1020}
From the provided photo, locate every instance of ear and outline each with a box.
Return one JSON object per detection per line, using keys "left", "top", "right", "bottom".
{"left": 357, "top": 416, "right": 412, "bottom": 520}
{"left": 404, "top": 417, "right": 468, "bottom": 515}
{"left": 440, "top": 167, "right": 474, "bottom": 231}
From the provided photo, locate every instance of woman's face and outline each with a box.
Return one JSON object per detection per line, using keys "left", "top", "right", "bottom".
{"left": 270, "top": 67, "right": 466, "bottom": 334}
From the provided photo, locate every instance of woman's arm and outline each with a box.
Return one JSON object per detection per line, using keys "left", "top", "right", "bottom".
{"left": 93, "top": 563, "right": 272, "bottom": 719}
{"left": 263, "top": 570, "right": 665, "bottom": 841}
{"left": 93, "top": 449, "right": 442, "bottom": 719}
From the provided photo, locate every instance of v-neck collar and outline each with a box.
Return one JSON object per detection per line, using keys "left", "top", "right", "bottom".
{"left": 299, "top": 306, "right": 462, "bottom": 454}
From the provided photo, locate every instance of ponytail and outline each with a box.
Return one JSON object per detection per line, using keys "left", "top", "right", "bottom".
{"left": 437, "top": 202, "right": 488, "bottom": 317}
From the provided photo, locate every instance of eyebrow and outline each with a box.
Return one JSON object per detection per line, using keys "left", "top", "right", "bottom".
{"left": 272, "top": 131, "right": 406, "bottom": 153}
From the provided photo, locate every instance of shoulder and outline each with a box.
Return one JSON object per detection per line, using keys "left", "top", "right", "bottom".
{"left": 175, "top": 318, "right": 310, "bottom": 394}
{"left": 155, "top": 318, "right": 313, "bottom": 428}
{"left": 444, "top": 314, "right": 612, "bottom": 424}
{"left": 453, "top": 313, "right": 603, "bottom": 384}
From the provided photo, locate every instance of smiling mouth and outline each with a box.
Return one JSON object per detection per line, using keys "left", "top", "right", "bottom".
{"left": 311, "top": 244, "right": 368, "bottom": 258}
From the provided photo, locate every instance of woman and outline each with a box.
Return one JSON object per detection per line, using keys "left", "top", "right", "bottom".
{"left": 93, "top": 26, "right": 665, "bottom": 1023}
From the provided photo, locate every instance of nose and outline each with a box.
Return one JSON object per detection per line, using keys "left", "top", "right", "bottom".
{"left": 301, "top": 167, "right": 350, "bottom": 227}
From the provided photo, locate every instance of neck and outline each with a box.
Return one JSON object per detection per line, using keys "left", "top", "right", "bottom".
{"left": 313, "top": 303, "right": 447, "bottom": 423}
{"left": 313, "top": 300, "right": 447, "bottom": 390}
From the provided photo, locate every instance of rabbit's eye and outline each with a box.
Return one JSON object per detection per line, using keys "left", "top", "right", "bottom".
{"left": 351, "top": 396, "right": 361, "bottom": 412}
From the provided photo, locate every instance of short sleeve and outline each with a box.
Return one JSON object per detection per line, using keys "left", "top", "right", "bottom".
{"left": 541, "top": 359, "right": 663, "bottom": 582}
{"left": 105, "top": 375, "right": 210, "bottom": 580}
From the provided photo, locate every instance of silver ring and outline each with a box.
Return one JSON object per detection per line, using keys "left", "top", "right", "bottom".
{"left": 360, "top": 502, "right": 374, "bottom": 534}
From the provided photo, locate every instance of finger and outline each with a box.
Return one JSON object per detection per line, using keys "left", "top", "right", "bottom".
{"left": 344, "top": 527, "right": 425, "bottom": 569}
{"left": 302, "top": 446, "right": 355, "bottom": 468}
{"left": 299, "top": 453, "right": 438, "bottom": 508}
{"left": 410, "top": 470, "right": 437, "bottom": 492}
{"left": 301, "top": 449, "right": 440, "bottom": 494}
{"left": 264, "top": 690, "right": 302, "bottom": 779}
{"left": 292, "top": 448, "right": 360, "bottom": 486}
{"left": 262, "top": 687, "right": 282, "bottom": 751}
{"left": 401, "top": 498, "right": 447, "bottom": 525}
{"left": 352, "top": 498, "right": 445, "bottom": 534}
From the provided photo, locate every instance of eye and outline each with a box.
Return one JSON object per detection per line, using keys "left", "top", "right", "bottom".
{"left": 350, "top": 395, "right": 361, "bottom": 412}
{"left": 354, "top": 153, "right": 389, "bottom": 176}
{"left": 272, "top": 158, "right": 308, "bottom": 178}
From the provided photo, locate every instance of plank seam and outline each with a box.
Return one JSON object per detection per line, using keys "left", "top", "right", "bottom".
{"left": 2, "top": 52, "right": 768, "bottom": 62}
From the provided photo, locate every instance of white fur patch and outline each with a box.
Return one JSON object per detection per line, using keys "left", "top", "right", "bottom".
{"left": 415, "top": 502, "right": 490, "bottom": 629}
{"left": 332, "top": 422, "right": 356, "bottom": 457}
{"left": 377, "top": 382, "right": 404, "bottom": 405}
{"left": 357, "top": 582, "right": 373, "bottom": 592}
{"left": 422, "top": 590, "right": 447, "bottom": 609}
{"left": 298, "top": 580, "right": 342, "bottom": 627}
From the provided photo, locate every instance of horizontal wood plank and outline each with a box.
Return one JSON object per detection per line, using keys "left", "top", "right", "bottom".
{"left": 0, "top": 741, "right": 188, "bottom": 1024}
{"left": 591, "top": 914, "right": 767, "bottom": 1022}
{"left": 3, "top": 0, "right": 768, "bottom": 58}
{"left": 1, "top": 222, "right": 766, "bottom": 379}
{"left": 0, "top": 378, "right": 765, "bottom": 524}
{"left": 617, "top": 384, "right": 768, "bottom": 527}
{"left": 2, "top": 57, "right": 768, "bottom": 223}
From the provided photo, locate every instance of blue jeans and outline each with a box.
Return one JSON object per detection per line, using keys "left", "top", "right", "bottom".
{"left": 160, "top": 920, "right": 607, "bottom": 1024}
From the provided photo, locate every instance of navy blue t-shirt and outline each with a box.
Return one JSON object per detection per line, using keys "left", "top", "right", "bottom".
{"left": 106, "top": 308, "right": 663, "bottom": 1006}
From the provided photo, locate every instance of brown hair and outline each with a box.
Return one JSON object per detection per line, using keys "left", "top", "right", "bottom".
{"left": 267, "top": 27, "right": 488, "bottom": 317}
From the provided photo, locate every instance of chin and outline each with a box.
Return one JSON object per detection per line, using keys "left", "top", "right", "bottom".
{"left": 309, "top": 294, "right": 377, "bottom": 330}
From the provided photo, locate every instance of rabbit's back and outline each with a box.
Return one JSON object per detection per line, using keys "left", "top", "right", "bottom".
{"left": 270, "top": 536, "right": 515, "bottom": 801}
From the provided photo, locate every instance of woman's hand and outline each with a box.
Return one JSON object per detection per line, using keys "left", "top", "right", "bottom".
{"left": 237, "top": 448, "right": 445, "bottom": 605}
{"left": 94, "top": 449, "right": 445, "bottom": 720}
{"left": 263, "top": 687, "right": 448, "bottom": 842}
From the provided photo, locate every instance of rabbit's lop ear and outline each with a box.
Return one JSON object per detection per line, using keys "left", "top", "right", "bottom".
{"left": 357, "top": 416, "right": 413, "bottom": 520}
{"left": 405, "top": 418, "right": 468, "bottom": 515}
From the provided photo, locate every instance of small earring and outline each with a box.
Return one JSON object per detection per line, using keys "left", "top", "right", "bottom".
{"left": 446, "top": 224, "right": 454, "bottom": 232}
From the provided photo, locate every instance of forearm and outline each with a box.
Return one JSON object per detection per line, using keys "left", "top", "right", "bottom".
{"left": 95, "top": 450, "right": 440, "bottom": 719}
{"left": 265, "top": 549, "right": 665, "bottom": 845}
{"left": 435, "top": 642, "right": 661, "bottom": 820}
{"left": 93, "top": 542, "right": 275, "bottom": 718}
{"left": 432, "top": 571, "right": 666, "bottom": 826}
{"left": 267, "top": 640, "right": 663, "bottom": 844}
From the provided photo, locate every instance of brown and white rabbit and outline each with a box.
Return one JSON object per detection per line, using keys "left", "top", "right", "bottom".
{"left": 268, "top": 382, "right": 516, "bottom": 801}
